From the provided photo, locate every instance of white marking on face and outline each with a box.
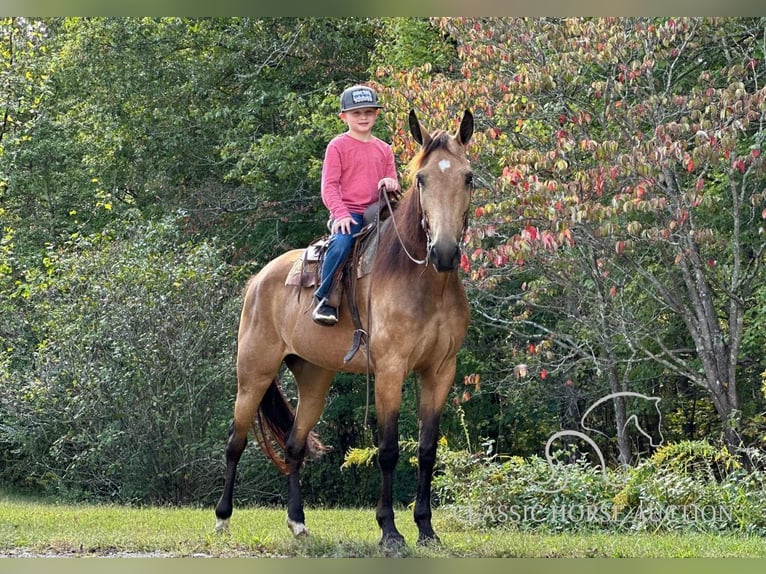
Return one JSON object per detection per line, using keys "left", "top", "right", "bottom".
{"left": 438, "top": 159, "right": 452, "bottom": 172}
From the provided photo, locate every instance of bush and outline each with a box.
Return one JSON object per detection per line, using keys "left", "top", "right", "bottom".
{"left": 432, "top": 438, "right": 766, "bottom": 534}
{"left": 0, "top": 213, "right": 243, "bottom": 504}
{"left": 612, "top": 440, "right": 766, "bottom": 533}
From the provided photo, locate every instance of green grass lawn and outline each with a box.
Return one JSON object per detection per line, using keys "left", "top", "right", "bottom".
{"left": 2, "top": 493, "right": 766, "bottom": 558}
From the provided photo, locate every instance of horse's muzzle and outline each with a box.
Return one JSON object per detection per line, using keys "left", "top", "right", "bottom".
{"left": 429, "top": 241, "right": 461, "bottom": 272}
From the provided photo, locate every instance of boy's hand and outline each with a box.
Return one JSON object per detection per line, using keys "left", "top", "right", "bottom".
{"left": 331, "top": 216, "right": 355, "bottom": 235}
{"left": 378, "top": 177, "right": 402, "bottom": 200}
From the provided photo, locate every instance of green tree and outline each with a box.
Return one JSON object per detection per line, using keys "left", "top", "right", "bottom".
{"left": 8, "top": 18, "right": 380, "bottom": 262}
{"left": 0, "top": 16, "right": 413, "bottom": 504}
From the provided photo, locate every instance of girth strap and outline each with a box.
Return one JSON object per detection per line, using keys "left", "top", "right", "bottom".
{"left": 341, "top": 194, "right": 388, "bottom": 364}
{"left": 340, "top": 229, "right": 374, "bottom": 427}
{"left": 342, "top": 267, "right": 367, "bottom": 364}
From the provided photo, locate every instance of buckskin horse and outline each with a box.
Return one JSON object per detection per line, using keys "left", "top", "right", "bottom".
{"left": 214, "top": 109, "right": 474, "bottom": 548}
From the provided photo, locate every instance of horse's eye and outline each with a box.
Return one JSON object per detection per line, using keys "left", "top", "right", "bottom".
{"left": 416, "top": 174, "right": 425, "bottom": 189}
{"left": 465, "top": 173, "right": 474, "bottom": 188}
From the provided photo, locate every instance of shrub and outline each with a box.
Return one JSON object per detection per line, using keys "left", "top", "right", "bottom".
{"left": 431, "top": 438, "right": 766, "bottom": 534}
{"left": 0, "top": 213, "right": 243, "bottom": 504}
{"left": 612, "top": 440, "right": 766, "bottom": 533}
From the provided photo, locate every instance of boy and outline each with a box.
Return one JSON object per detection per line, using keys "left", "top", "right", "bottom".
{"left": 312, "top": 84, "right": 400, "bottom": 325}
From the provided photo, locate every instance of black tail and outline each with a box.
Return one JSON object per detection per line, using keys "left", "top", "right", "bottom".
{"left": 252, "top": 379, "right": 329, "bottom": 475}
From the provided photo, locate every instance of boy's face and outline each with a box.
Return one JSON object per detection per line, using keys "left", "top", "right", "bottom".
{"left": 339, "top": 107, "right": 380, "bottom": 133}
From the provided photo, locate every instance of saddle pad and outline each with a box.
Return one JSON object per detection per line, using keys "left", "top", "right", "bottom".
{"left": 304, "top": 238, "right": 330, "bottom": 263}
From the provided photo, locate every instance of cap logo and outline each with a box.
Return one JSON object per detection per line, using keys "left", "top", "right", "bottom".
{"left": 351, "top": 89, "right": 374, "bottom": 104}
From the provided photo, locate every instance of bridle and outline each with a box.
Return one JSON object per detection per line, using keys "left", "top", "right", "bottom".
{"left": 380, "top": 180, "right": 470, "bottom": 270}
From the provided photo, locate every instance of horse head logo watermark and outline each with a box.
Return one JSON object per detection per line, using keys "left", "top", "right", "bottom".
{"left": 540, "top": 391, "right": 664, "bottom": 492}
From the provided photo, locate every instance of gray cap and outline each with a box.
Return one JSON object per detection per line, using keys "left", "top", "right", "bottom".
{"left": 339, "top": 85, "right": 383, "bottom": 112}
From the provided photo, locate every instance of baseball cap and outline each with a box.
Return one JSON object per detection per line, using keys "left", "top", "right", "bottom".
{"left": 339, "top": 85, "right": 384, "bottom": 112}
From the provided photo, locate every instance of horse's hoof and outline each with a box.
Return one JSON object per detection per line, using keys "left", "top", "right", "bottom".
{"left": 379, "top": 532, "right": 406, "bottom": 553}
{"left": 215, "top": 518, "right": 230, "bottom": 534}
{"left": 417, "top": 533, "right": 441, "bottom": 547}
{"left": 287, "top": 517, "right": 309, "bottom": 537}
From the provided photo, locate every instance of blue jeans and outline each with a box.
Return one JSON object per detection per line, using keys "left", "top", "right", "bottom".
{"left": 315, "top": 212, "right": 365, "bottom": 301}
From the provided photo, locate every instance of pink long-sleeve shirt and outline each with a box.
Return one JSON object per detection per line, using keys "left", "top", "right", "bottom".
{"left": 321, "top": 133, "right": 398, "bottom": 221}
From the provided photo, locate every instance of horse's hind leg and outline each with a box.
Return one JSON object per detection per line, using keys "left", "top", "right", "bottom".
{"left": 283, "top": 356, "right": 334, "bottom": 537}
{"left": 214, "top": 372, "right": 275, "bottom": 532}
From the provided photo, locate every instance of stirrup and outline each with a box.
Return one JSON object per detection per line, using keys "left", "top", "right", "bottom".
{"left": 312, "top": 297, "right": 338, "bottom": 325}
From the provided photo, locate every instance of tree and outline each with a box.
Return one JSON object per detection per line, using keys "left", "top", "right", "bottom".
{"left": 430, "top": 17, "right": 766, "bottom": 455}
{"left": 8, "top": 18, "right": 380, "bottom": 263}
{"left": 0, "top": 17, "right": 412, "bottom": 503}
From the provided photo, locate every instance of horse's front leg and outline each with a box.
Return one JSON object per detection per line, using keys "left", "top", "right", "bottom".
{"left": 414, "top": 410, "right": 441, "bottom": 544}
{"left": 374, "top": 371, "right": 406, "bottom": 548}
{"left": 413, "top": 364, "right": 456, "bottom": 545}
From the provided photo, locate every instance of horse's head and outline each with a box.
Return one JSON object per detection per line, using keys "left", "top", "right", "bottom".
{"left": 409, "top": 109, "right": 474, "bottom": 272}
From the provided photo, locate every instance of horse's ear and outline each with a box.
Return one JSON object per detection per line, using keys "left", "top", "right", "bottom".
{"left": 409, "top": 109, "right": 431, "bottom": 148}
{"left": 457, "top": 109, "right": 474, "bottom": 146}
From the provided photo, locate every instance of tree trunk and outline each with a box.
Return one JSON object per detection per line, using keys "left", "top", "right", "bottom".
{"left": 591, "top": 252, "right": 633, "bottom": 467}
{"left": 606, "top": 366, "right": 631, "bottom": 467}
{"left": 636, "top": 170, "right": 747, "bottom": 455}
{"left": 681, "top": 237, "right": 744, "bottom": 454}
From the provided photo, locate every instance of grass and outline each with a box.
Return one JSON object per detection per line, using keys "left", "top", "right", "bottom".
{"left": 1, "top": 492, "right": 766, "bottom": 558}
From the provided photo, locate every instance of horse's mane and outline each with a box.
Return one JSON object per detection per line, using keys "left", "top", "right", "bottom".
{"left": 374, "top": 131, "right": 452, "bottom": 276}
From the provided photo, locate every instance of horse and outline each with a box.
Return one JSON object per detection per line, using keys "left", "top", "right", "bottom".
{"left": 214, "top": 109, "right": 475, "bottom": 548}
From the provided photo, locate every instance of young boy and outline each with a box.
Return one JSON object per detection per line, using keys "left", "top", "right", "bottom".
{"left": 312, "top": 84, "right": 400, "bottom": 325}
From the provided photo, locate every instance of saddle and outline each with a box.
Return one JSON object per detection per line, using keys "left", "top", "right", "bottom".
{"left": 285, "top": 201, "right": 391, "bottom": 361}
{"left": 284, "top": 219, "right": 378, "bottom": 302}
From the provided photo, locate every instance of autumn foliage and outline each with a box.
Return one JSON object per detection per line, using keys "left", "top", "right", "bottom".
{"left": 379, "top": 17, "right": 766, "bottom": 455}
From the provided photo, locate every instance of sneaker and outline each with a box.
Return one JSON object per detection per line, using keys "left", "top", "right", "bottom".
{"left": 312, "top": 297, "right": 338, "bottom": 326}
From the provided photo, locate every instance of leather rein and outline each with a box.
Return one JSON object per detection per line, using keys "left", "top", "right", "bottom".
{"left": 345, "top": 183, "right": 467, "bottom": 426}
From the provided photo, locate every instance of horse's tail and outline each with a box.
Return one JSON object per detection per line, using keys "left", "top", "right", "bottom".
{"left": 252, "top": 379, "right": 329, "bottom": 475}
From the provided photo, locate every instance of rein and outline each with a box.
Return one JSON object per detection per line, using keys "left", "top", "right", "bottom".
{"left": 349, "top": 182, "right": 467, "bottom": 426}
{"left": 349, "top": 183, "right": 427, "bottom": 427}
{"left": 381, "top": 183, "right": 429, "bottom": 267}
{"left": 382, "top": 181, "right": 471, "bottom": 269}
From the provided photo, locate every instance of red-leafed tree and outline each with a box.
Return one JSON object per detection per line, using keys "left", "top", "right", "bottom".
{"left": 381, "top": 17, "right": 766, "bottom": 460}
